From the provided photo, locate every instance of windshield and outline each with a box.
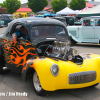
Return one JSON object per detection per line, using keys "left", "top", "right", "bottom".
{"left": 9, "top": 15, "right": 17, "bottom": 19}
{"left": 30, "top": 25, "right": 68, "bottom": 41}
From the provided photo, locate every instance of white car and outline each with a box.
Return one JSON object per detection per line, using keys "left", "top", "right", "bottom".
{"left": 67, "top": 16, "right": 100, "bottom": 44}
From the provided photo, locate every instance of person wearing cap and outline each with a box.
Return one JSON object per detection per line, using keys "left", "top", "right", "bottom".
{"left": 14, "top": 26, "right": 27, "bottom": 40}
{"left": 98, "top": 19, "right": 100, "bottom": 26}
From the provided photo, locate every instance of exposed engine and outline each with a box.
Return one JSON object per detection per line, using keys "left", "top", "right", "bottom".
{"left": 36, "top": 40, "right": 83, "bottom": 64}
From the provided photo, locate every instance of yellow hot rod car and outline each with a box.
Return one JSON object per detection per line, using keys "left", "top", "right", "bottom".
{"left": 0, "top": 17, "right": 100, "bottom": 96}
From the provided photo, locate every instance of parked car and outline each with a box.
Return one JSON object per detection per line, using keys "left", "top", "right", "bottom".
{"left": 35, "top": 13, "right": 56, "bottom": 18}
{"left": 63, "top": 16, "right": 75, "bottom": 25}
{"left": 67, "top": 16, "right": 100, "bottom": 44}
{"left": 0, "top": 20, "right": 4, "bottom": 28}
{"left": 35, "top": 15, "right": 43, "bottom": 17}
{"left": 0, "top": 14, "right": 16, "bottom": 26}
{"left": 51, "top": 17, "right": 67, "bottom": 26}
{"left": 13, "top": 13, "right": 27, "bottom": 18}
{"left": 1, "top": 17, "right": 100, "bottom": 96}
{"left": 74, "top": 19, "right": 82, "bottom": 26}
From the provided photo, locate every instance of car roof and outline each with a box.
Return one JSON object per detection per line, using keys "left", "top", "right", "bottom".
{"left": 51, "top": 17, "right": 66, "bottom": 20}
{"left": 9, "top": 17, "right": 66, "bottom": 26}
{"left": 5, "top": 17, "right": 67, "bottom": 36}
{"left": 82, "top": 16, "right": 100, "bottom": 19}
{"left": 1, "top": 14, "right": 14, "bottom": 16}
{"left": 63, "top": 16, "right": 75, "bottom": 18}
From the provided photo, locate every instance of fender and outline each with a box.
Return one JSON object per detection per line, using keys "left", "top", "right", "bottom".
{"left": 68, "top": 33, "right": 80, "bottom": 43}
{"left": 99, "top": 37, "right": 100, "bottom": 44}
{"left": 21, "top": 57, "right": 67, "bottom": 91}
{"left": 21, "top": 56, "right": 45, "bottom": 81}
{"left": 21, "top": 64, "right": 35, "bottom": 81}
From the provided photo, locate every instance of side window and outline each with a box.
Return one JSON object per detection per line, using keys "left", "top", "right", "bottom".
{"left": 83, "top": 19, "right": 93, "bottom": 26}
{"left": 9, "top": 25, "right": 30, "bottom": 41}
{"left": 95, "top": 19, "right": 100, "bottom": 26}
{"left": 4, "top": 16, "right": 9, "bottom": 18}
{"left": 1, "top": 16, "right": 3, "bottom": 18}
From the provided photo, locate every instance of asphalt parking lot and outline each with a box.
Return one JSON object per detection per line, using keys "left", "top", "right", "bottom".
{"left": 0, "top": 27, "right": 100, "bottom": 100}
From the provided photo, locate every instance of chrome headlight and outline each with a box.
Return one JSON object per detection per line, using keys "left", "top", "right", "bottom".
{"left": 50, "top": 64, "right": 59, "bottom": 77}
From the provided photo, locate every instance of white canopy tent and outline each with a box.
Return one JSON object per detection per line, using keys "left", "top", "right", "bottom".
{"left": 77, "top": 4, "right": 100, "bottom": 17}
{"left": 56, "top": 7, "right": 81, "bottom": 15}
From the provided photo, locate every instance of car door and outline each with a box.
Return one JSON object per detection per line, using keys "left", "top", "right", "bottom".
{"left": 1, "top": 37, "right": 37, "bottom": 72}
{"left": 94, "top": 19, "right": 100, "bottom": 43}
{"left": 82, "top": 19, "right": 95, "bottom": 43}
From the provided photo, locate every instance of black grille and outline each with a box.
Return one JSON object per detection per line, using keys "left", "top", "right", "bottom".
{"left": 69, "top": 71, "right": 96, "bottom": 84}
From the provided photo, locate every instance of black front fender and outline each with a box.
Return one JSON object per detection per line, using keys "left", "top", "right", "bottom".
{"left": 21, "top": 63, "right": 35, "bottom": 82}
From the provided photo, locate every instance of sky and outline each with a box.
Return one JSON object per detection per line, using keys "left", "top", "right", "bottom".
{"left": 0, "top": 0, "right": 28, "bottom": 4}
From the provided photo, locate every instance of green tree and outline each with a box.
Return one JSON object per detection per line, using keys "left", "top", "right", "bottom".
{"left": 69, "top": 0, "right": 86, "bottom": 10}
{"left": 3, "top": 0, "right": 21, "bottom": 14}
{"left": 28, "top": 0, "right": 48, "bottom": 13}
{"left": 0, "top": 3, "right": 5, "bottom": 8}
{"left": 51, "top": 0, "right": 67, "bottom": 13}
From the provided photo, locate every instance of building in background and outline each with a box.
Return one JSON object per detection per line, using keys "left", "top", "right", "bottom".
{"left": 0, "top": 6, "right": 8, "bottom": 14}
{"left": 14, "top": 7, "right": 32, "bottom": 14}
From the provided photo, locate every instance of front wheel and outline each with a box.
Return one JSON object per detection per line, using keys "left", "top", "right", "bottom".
{"left": 71, "top": 39, "right": 77, "bottom": 46}
{"left": 0, "top": 64, "right": 4, "bottom": 74}
{"left": 0, "top": 65, "right": 10, "bottom": 74}
{"left": 89, "top": 83, "right": 99, "bottom": 88}
{"left": 33, "top": 71, "right": 47, "bottom": 96}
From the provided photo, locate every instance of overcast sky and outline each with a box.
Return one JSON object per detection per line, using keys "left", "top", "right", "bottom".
{"left": 0, "top": 0, "right": 28, "bottom": 4}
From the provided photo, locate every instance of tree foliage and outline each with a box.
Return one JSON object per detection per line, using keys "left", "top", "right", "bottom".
{"left": 69, "top": 0, "right": 86, "bottom": 10}
{"left": 3, "top": 0, "right": 21, "bottom": 14}
{"left": 0, "top": 3, "right": 5, "bottom": 8}
{"left": 51, "top": 0, "right": 67, "bottom": 13}
{"left": 28, "top": 0, "right": 48, "bottom": 13}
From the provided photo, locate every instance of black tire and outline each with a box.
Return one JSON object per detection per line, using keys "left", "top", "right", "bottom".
{"left": 0, "top": 64, "right": 4, "bottom": 74}
{"left": 0, "top": 56, "right": 5, "bottom": 74}
{"left": 69, "top": 36, "right": 77, "bottom": 46}
{"left": 0, "top": 65, "right": 10, "bottom": 74}
{"left": 89, "top": 83, "right": 99, "bottom": 88}
{"left": 33, "top": 71, "right": 47, "bottom": 96}
{"left": 71, "top": 39, "right": 77, "bottom": 46}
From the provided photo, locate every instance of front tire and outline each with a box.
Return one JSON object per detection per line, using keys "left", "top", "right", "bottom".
{"left": 89, "top": 83, "right": 99, "bottom": 88}
{"left": 33, "top": 71, "right": 47, "bottom": 96}
{"left": 69, "top": 36, "right": 77, "bottom": 46}
{"left": 0, "top": 64, "right": 4, "bottom": 74}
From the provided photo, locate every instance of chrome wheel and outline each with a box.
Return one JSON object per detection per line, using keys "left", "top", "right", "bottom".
{"left": 33, "top": 72, "right": 42, "bottom": 91}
